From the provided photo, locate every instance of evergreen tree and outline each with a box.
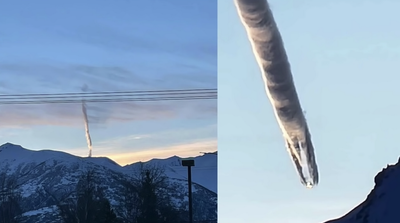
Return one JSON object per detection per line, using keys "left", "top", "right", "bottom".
{"left": 59, "top": 170, "right": 119, "bottom": 223}
{"left": 124, "top": 164, "right": 180, "bottom": 223}
{"left": 0, "top": 172, "right": 22, "bottom": 223}
{"left": 136, "top": 170, "right": 159, "bottom": 223}
{"left": 76, "top": 170, "right": 98, "bottom": 223}
{"left": 93, "top": 198, "right": 118, "bottom": 223}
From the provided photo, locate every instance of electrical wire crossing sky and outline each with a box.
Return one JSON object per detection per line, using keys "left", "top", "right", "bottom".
{"left": 234, "top": 0, "right": 319, "bottom": 188}
{"left": 0, "top": 88, "right": 217, "bottom": 105}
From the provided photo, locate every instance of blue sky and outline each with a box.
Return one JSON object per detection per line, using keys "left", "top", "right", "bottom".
{"left": 0, "top": 0, "right": 217, "bottom": 165}
{"left": 219, "top": 0, "right": 400, "bottom": 222}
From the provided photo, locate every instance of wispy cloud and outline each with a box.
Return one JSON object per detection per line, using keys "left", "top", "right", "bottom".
{"left": 0, "top": 101, "right": 211, "bottom": 127}
{"left": 94, "top": 134, "right": 153, "bottom": 146}
{"left": 0, "top": 0, "right": 216, "bottom": 128}
{"left": 0, "top": 128, "right": 32, "bottom": 138}
{"left": 0, "top": 64, "right": 216, "bottom": 127}
{"left": 96, "top": 124, "right": 216, "bottom": 145}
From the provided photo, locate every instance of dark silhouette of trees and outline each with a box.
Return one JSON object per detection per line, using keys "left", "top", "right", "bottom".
{"left": 0, "top": 164, "right": 215, "bottom": 223}
{"left": 57, "top": 170, "right": 119, "bottom": 223}
{"left": 0, "top": 172, "right": 22, "bottom": 223}
{"left": 123, "top": 164, "right": 180, "bottom": 223}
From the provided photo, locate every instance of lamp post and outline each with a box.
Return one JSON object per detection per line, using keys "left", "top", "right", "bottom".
{"left": 181, "top": 158, "right": 195, "bottom": 223}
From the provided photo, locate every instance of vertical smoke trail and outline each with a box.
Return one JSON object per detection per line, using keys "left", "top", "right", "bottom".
{"left": 234, "top": 0, "right": 319, "bottom": 187}
{"left": 81, "top": 85, "right": 92, "bottom": 157}
{"left": 82, "top": 101, "right": 92, "bottom": 157}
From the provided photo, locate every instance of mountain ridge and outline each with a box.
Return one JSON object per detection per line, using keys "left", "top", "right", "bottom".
{"left": 325, "top": 157, "right": 400, "bottom": 223}
{"left": 0, "top": 142, "right": 215, "bottom": 168}
{"left": 0, "top": 142, "right": 217, "bottom": 223}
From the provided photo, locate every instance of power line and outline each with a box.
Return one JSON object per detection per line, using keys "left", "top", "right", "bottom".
{"left": 0, "top": 91, "right": 216, "bottom": 100}
{"left": 0, "top": 88, "right": 217, "bottom": 105}
{"left": 0, "top": 96, "right": 216, "bottom": 105}
{"left": 0, "top": 88, "right": 217, "bottom": 97}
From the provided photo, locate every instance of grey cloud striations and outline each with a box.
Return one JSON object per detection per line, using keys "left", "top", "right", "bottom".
{"left": 234, "top": 0, "right": 319, "bottom": 187}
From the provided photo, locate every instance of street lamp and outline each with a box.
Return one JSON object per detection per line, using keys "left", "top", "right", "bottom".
{"left": 181, "top": 158, "right": 195, "bottom": 223}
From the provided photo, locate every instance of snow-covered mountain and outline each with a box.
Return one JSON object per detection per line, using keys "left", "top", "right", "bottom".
{"left": 325, "top": 157, "right": 400, "bottom": 223}
{"left": 0, "top": 143, "right": 217, "bottom": 223}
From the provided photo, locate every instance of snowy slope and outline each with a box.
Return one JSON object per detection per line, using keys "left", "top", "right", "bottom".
{"left": 0, "top": 142, "right": 217, "bottom": 222}
{"left": 325, "top": 157, "right": 400, "bottom": 223}
{"left": 124, "top": 152, "right": 217, "bottom": 193}
{"left": 0, "top": 142, "right": 217, "bottom": 192}
{"left": 0, "top": 143, "right": 120, "bottom": 172}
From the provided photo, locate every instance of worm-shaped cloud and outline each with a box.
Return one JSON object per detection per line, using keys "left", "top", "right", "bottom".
{"left": 82, "top": 100, "right": 92, "bottom": 158}
{"left": 234, "top": 0, "right": 319, "bottom": 187}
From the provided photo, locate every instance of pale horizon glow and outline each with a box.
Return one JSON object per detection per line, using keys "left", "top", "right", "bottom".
{"left": 107, "top": 139, "right": 217, "bottom": 165}
{"left": 6, "top": 138, "right": 216, "bottom": 166}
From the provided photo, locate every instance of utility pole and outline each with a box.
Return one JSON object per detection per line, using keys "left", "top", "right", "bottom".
{"left": 181, "top": 158, "right": 195, "bottom": 223}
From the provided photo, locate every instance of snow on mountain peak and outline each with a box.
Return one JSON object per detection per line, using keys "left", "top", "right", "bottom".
{"left": 0, "top": 143, "right": 217, "bottom": 222}
{"left": 325, "top": 158, "right": 400, "bottom": 223}
{"left": 0, "top": 142, "right": 24, "bottom": 150}
{"left": 0, "top": 143, "right": 217, "bottom": 192}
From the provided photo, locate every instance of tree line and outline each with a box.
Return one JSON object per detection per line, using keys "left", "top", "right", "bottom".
{"left": 0, "top": 164, "right": 195, "bottom": 223}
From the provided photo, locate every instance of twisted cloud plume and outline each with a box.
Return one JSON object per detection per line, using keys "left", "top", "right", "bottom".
{"left": 234, "top": 0, "right": 319, "bottom": 187}
{"left": 81, "top": 85, "right": 92, "bottom": 157}
{"left": 82, "top": 100, "right": 92, "bottom": 157}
